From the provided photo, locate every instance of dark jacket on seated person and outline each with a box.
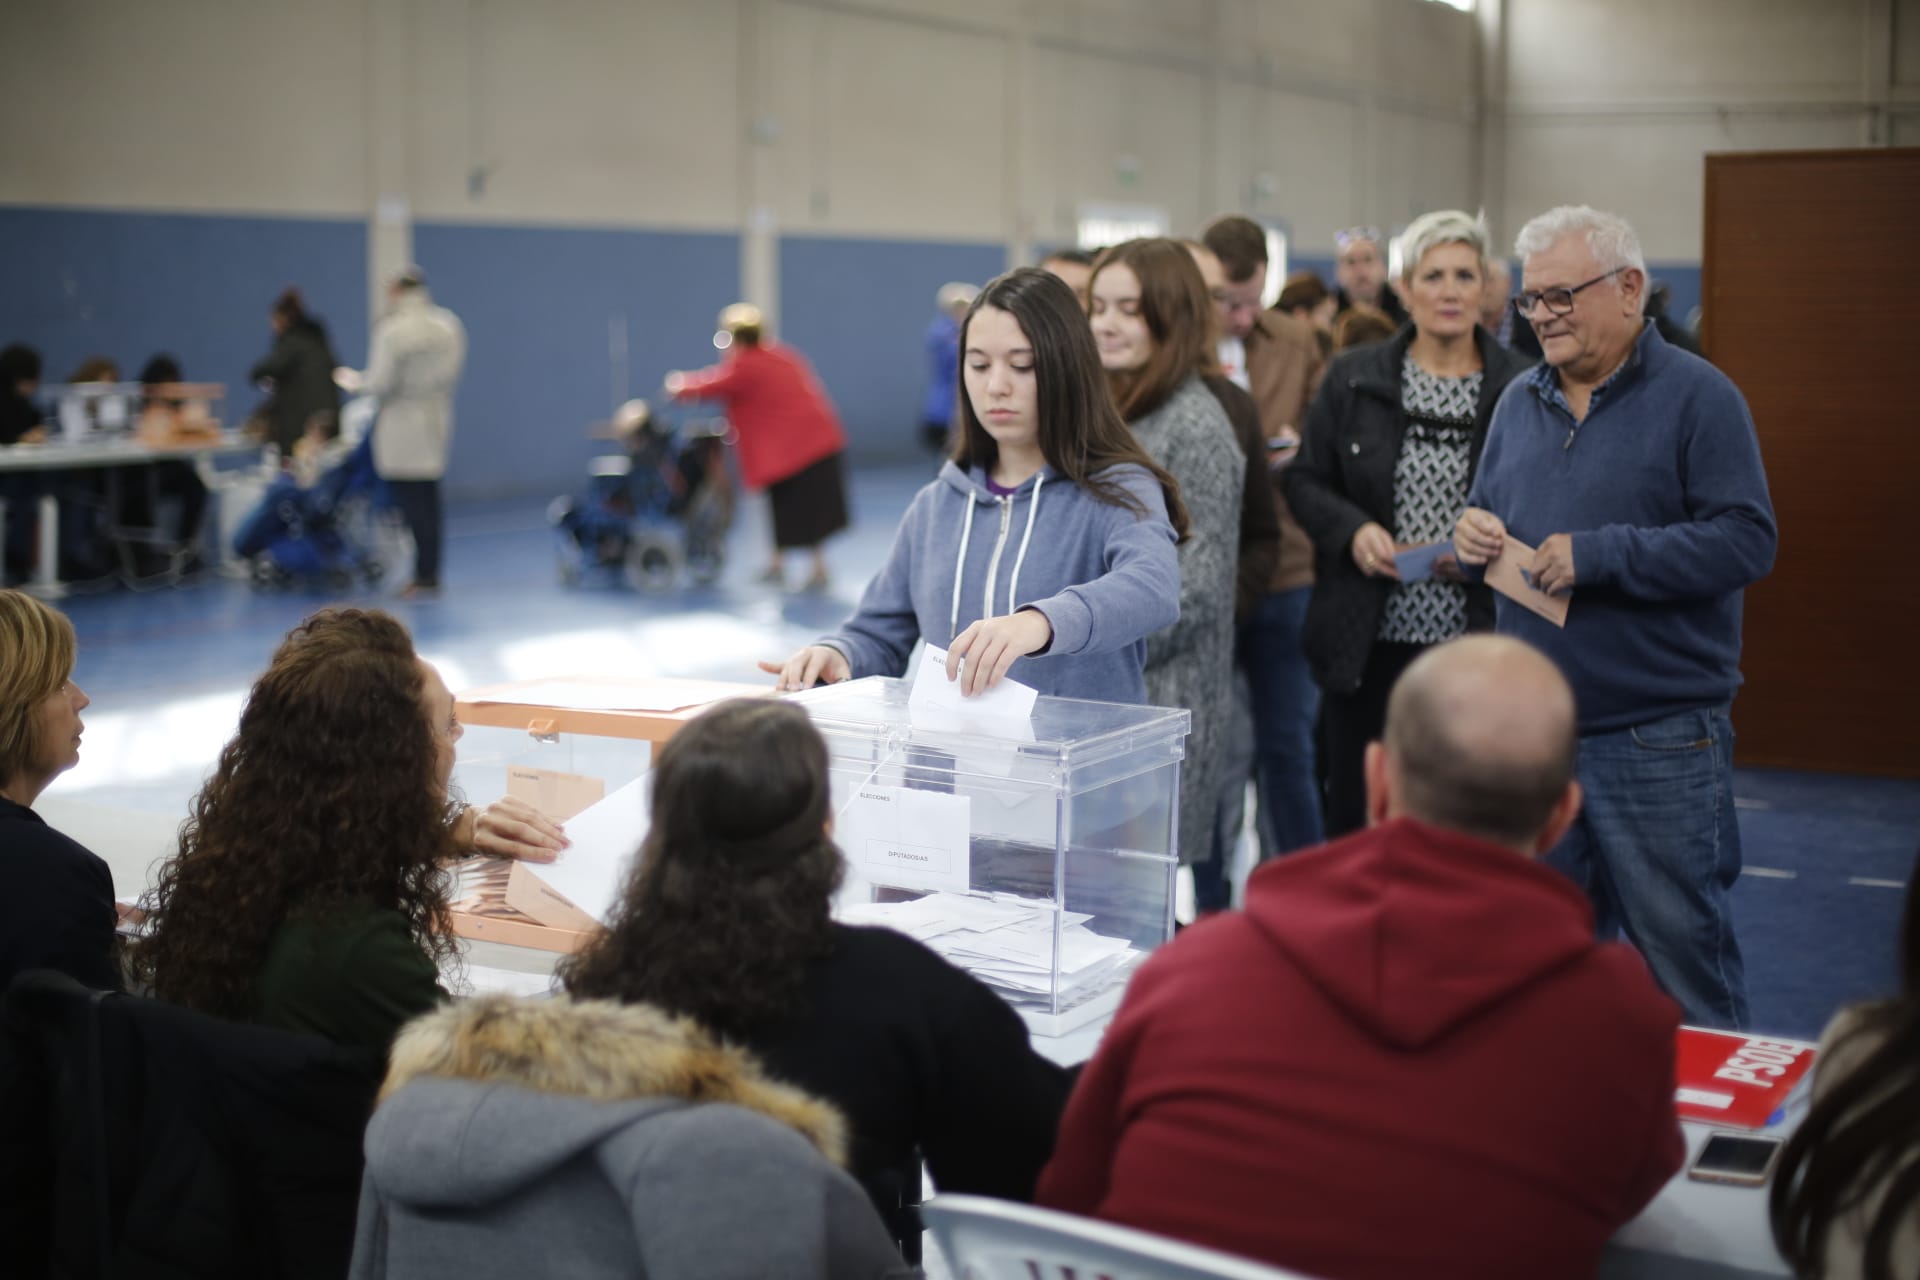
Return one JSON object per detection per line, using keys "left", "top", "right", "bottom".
{"left": 0, "top": 795, "right": 121, "bottom": 993}
{"left": 251, "top": 900, "right": 448, "bottom": 1052}
{"left": 0, "top": 968, "right": 382, "bottom": 1279}
{"left": 251, "top": 319, "right": 341, "bottom": 452}
{"left": 1037, "top": 816, "right": 1685, "bottom": 1280}
{"left": 351, "top": 995, "right": 913, "bottom": 1280}
{"left": 740, "top": 924, "right": 1073, "bottom": 1242}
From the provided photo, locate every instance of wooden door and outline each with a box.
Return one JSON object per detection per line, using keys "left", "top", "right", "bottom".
{"left": 1703, "top": 148, "right": 1920, "bottom": 776}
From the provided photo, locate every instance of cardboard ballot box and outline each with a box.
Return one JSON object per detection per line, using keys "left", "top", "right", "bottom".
{"left": 448, "top": 675, "right": 766, "bottom": 951}
{"left": 787, "top": 676, "right": 1189, "bottom": 1036}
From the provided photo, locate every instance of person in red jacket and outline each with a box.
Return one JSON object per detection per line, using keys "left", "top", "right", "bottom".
{"left": 1037, "top": 633, "right": 1684, "bottom": 1280}
{"left": 667, "top": 304, "right": 849, "bottom": 591}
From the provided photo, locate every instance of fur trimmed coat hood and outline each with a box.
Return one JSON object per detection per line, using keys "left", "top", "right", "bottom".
{"left": 349, "top": 996, "right": 910, "bottom": 1280}
{"left": 382, "top": 994, "right": 847, "bottom": 1162}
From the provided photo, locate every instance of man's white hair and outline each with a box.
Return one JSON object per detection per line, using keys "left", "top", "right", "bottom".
{"left": 1514, "top": 206, "right": 1647, "bottom": 284}
{"left": 1396, "top": 210, "right": 1492, "bottom": 282}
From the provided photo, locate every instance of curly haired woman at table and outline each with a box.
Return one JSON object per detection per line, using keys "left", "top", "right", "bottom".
{"left": 134, "top": 608, "right": 565, "bottom": 1051}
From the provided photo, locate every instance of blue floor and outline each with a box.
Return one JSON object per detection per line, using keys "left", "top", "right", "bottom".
{"left": 48, "top": 462, "right": 1920, "bottom": 1042}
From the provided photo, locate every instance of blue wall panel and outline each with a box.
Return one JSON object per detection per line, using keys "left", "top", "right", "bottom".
{"left": 0, "top": 205, "right": 367, "bottom": 424}
{"left": 411, "top": 222, "right": 740, "bottom": 501}
{"left": 779, "top": 236, "right": 1007, "bottom": 464}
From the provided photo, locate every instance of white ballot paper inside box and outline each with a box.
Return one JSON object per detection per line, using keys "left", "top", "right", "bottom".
{"left": 505, "top": 774, "right": 651, "bottom": 930}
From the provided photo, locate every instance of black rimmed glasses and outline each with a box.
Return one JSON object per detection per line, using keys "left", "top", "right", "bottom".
{"left": 1513, "top": 268, "right": 1623, "bottom": 317}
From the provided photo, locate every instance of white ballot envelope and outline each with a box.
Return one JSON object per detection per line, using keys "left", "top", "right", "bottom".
{"left": 506, "top": 775, "right": 651, "bottom": 927}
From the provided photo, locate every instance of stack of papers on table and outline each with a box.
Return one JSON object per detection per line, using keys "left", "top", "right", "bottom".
{"left": 837, "top": 890, "right": 1141, "bottom": 1007}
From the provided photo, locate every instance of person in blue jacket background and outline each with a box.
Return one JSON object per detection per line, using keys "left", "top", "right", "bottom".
{"left": 918, "top": 282, "right": 977, "bottom": 456}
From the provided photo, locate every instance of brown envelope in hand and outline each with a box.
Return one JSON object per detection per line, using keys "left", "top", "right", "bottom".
{"left": 1485, "top": 536, "right": 1570, "bottom": 628}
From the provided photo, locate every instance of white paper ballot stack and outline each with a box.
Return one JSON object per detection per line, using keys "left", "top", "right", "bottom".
{"left": 837, "top": 890, "right": 1141, "bottom": 1008}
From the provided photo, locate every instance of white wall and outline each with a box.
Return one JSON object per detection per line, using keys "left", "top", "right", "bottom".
{"left": 1493, "top": 0, "right": 1917, "bottom": 260}
{"left": 6, "top": 0, "right": 1913, "bottom": 277}
{"left": 0, "top": 0, "right": 1482, "bottom": 262}
{"left": 0, "top": 0, "right": 369, "bottom": 216}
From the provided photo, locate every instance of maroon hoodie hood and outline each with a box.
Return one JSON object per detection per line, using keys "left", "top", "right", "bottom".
{"left": 1243, "top": 817, "right": 1599, "bottom": 1050}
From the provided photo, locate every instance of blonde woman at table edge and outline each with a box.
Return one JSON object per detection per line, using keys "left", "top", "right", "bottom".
{"left": 763, "top": 267, "right": 1187, "bottom": 702}
{"left": 0, "top": 590, "right": 122, "bottom": 993}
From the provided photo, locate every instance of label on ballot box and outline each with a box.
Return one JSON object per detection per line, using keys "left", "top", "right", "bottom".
{"left": 1674, "top": 1028, "right": 1817, "bottom": 1129}
{"left": 836, "top": 784, "right": 972, "bottom": 894}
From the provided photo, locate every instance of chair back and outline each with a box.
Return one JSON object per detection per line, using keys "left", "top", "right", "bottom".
{"left": 2, "top": 968, "right": 380, "bottom": 1278}
{"left": 922, "top": 1195, "right": 1322, "bottom": 1280}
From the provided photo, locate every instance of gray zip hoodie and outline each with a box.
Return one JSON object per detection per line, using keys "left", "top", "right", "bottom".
{"left": 818, "top": 460, "right": 1180, "bottom": 703}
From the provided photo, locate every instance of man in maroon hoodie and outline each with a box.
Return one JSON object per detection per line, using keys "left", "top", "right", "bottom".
{"left": 1037, "top": 634, "right": 1684, "bottom": 1279}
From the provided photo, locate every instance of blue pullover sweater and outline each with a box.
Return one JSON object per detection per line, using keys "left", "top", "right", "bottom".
{"left": 817, "top": 460, "right": 1180, "bottom": 703}
{"left": 1466, "top": 324, "right": 1777, "bottom": 734}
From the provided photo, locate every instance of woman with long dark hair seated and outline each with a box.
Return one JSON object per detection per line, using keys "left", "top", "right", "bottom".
{"left": 1771, "top": 850, "right": 1920, "bottom": 1278}
{"left": 134, "top": 608, "right": 563, "bottom": 1051}
{"left": 560, "top": 697, "right": 1072, "bottom": 1246}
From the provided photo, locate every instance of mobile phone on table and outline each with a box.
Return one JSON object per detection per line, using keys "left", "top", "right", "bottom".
{"left": 1686, "top": 1133, "right": 1784, "bottom": 1187}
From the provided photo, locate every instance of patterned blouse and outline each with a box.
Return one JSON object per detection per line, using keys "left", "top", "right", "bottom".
{"left": 1379, "top": 357, "right": 1482, "bottom": 645}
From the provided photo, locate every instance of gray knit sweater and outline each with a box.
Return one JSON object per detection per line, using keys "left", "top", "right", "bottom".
{"left": 1128, "top": 376, "right": 1245, "bottom": 866}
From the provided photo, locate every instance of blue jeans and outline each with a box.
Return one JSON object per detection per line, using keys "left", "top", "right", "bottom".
{"left": 1240, "top": 586, "right": 1324, "bottom": 859}
{"left": 1547, "top": 705, "right": 1749, "bottom": 1030}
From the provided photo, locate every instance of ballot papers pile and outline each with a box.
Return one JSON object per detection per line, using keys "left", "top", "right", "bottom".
{"left": 837, "top": 890, "right": 1142, "bottom": 1013}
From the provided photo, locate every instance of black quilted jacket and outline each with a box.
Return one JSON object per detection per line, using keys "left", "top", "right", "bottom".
{"left": 1283, "top": 325, "right": 1533, "bottom": 695}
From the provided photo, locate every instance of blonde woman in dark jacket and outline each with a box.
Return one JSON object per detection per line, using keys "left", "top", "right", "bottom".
{"left": 1285, "top": 210, "right": 1534, "bottom": 838}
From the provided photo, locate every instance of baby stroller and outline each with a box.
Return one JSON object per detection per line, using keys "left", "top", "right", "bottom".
{"left": 549, "top": 399, "right": 735, "bottom": 590}
{"left": 232, "top": 398, "right": 396, "bottom": 588}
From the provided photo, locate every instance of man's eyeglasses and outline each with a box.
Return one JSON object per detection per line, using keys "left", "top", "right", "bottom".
{"left": 1335, "top": 226, "right": 1383, "bottom": 251}
{"left": 1513, "top": 268, "right": 1622, "bottom": 317}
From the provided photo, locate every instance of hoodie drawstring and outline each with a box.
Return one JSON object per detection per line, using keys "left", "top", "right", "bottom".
{"left": 949, "top": 495, "right": 978, "bottom": 643}
{"left": 948, "top": 473, "right": 1043, "bottom": 642}
{"left": 1006, "top": 472, "right": 1042, "bottom": 618}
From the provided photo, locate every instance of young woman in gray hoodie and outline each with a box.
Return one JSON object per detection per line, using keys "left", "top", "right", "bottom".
{"left": 765, "top": 267, "right": 1188, "bottom": 704}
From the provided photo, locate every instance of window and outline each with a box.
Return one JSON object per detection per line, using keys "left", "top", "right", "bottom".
{"left": 1076, "top": 203, "right": 1169, "bottom": 251}
{"left": 1261, "top": 226, "right": 1290, "bottom": 307}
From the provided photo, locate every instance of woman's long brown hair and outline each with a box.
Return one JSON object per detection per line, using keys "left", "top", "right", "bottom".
{"left": 1771, "top": 844, "right": 1920, "bottom": 1280}
{"left": 1090, "top": 237, "right": 1217, "bottom": 424}
{"left": 134, "top": 608, "right": 458, "bottom": 1016}
{"left": 558, "top": 698, "right": 841, "bottom": 1038}
{"left": 950, "top": 266, "right": 1189, "bottom": 540}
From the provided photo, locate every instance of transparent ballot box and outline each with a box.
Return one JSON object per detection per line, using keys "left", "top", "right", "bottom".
{"left": 789, "top": 677, "right": 1189, "bottom": 1036}
{"left": 448, "top": 675, "right": 764, "bottom": 951}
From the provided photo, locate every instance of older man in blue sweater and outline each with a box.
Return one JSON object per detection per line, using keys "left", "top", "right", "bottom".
{"left": 1455, "top": 206, "right": 1776, "bottom": 1030}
